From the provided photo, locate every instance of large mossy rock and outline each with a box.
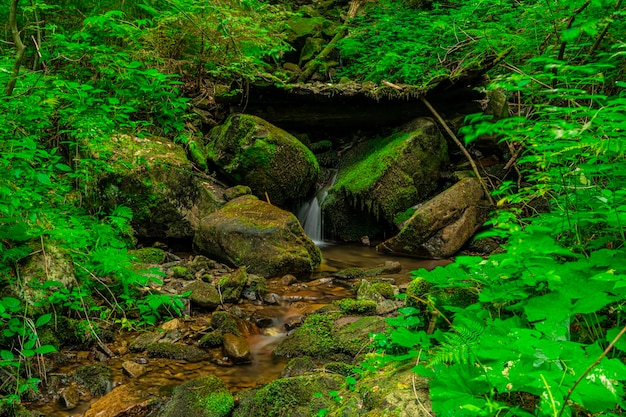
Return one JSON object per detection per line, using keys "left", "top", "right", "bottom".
{"left": 193, "top": 195, "right": 322, "bottom": 277}
{"left": 160, "top": 376, "right": 234, "bottom": 417}
{"left": 206, "top": 114, "right": 319, "bottom": 206}
{"left": 377, "top": 177, "right": 489, "bottom": 258}
{"left": 233, "top": 373, "right": 343, "bottom": 417}
{"left": 89, "top": 134, "right": 224, "bottom": 239}
{"left": 324, "top": 117, "right": 448, "bottom": 241}
{"left": 273, "top": 311, "right": 386, "bottom": 361}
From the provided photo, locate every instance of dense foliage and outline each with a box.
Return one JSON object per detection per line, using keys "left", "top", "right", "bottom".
{"left": 1, "top": 0, "right": 625, "bottom": 414}
{"left": 365, "top": 0, "right": 626, "bottom": 415}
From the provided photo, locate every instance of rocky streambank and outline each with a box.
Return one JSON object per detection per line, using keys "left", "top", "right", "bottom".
{"left": 23, "top": 246, "right": 448, "bottom": 417}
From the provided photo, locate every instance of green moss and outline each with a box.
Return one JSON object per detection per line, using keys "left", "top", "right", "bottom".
{"left": 199, "top": 329, "right": 224, "bottom": 348}
{"left": 211, "top": 311, "right": 241, "bottom": 336}
{"left": 334, "top": 132, "right": 411, "bottom": 196}
{"left": 324, "top": 361, "right": 357, "bottom": 376}
{"left": 172, "top": 265, "right": 192, "bottom": 279}
{"left": 335, "top": 298, "right": 377, "bottom": 315}
{"left": 405, "top": 277, "right": 433, "bottom": 309}
{"left": 233, "top": 374, "right": 343, "bottom": 417}
{"left": 129, "top": 247, "right": 166, "bottom": 264}
{"left": 371, "top": 282, "right": 395, "bottom": 299}
{"left": 333, "top": 267, "right": 368, "bottom": 279}
{"left": 161, "top": 376, "right": 234, "bottom": 417}
{"left": 73, "top": 363, "right": 112, "bottom": 396}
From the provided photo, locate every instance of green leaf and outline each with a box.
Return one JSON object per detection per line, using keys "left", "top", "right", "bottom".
{"left": 34, "top": 344, "right": 58, "bottom": 355}
{"left": 35, "top": 313, "right": 53, "bottom": 328}
{"left": 55, "top": 163, "right": 72, "bottom": 172}
{"left": 36, "top": 173, "right": 51, "bottom": 185}
{"left": 0, "top": 350, "right": 15, "bottom": 361}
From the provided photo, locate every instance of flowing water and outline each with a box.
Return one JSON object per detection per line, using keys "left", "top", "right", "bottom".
{"left": 297, "top": 169, "right": 337, "bottom": 244}
{"left": 26, "top": 244, "right": 448, "bottom": 416}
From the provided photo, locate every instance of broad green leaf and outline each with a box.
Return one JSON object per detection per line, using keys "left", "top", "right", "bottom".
{"left": 35, "top": 313, "right": 53, "bottom": 328}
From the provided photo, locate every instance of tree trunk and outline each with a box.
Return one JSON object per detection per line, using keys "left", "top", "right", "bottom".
{"left": 298, "top": 0, "right": 367, "bottom": 82}
{"left": 5, "top": 0, "right": 27, "bottom": 97}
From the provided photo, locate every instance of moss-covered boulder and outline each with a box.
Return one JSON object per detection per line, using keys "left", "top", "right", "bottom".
{"left": 232, "top": 373, "right": 343, "bottom": 417}
{"left": 160, "top": 376, "right": 234, "bottom": 417}
{"left": 206, "top": 114, "right": 319, "bottom": 206}
{"left": 273, "top": 312, "right": 385, "bottom": 361}
{"left": 185, "top": 281, "right": 221, "bottom": 311}
{"left": 193, "top": 195, "right": 322, "bottom": 278}
{"left": 377, "top": 177, "right": 489, "bottom": 258}
{"left": 215, "top": 267, "right": 248, "bottom": 303}
{"left": 324, "top": 118, "right": 448, "bottom": 241}
{"left": 18, "top": 241, "right": 75, "bottom": 311}
{"left": 129, "top": 247, "right": 166, "bottom": 264}
{"left": 73, "top": 363, "right": 113, "bottom": 397}
{"left": 88, "top": 134, "right": 199, "bottom": 239}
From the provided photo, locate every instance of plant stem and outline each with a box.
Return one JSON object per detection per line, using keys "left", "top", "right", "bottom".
{"left": 5, "top": 0, "right": 27, "bottom": 97}
{"left": 558, "top": 322, "right": 626, "bottom": 417}
{"left": 419, "top": 95, "right": 496, "bottom": 207}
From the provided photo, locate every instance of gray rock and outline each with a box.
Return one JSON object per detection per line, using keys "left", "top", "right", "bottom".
{"left": 378, "top": 177, "right": 489, "bottom": 258}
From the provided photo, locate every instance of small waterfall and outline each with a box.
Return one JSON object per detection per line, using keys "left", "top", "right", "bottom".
{"left": 297, "top": 170, "right": 337, "bottom": 244}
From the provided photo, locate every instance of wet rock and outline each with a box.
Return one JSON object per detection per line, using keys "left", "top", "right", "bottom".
{"left": 122, "top": 360, "right": 146, "bottom": 378}
{"left": 216, "top": 267, "right": 248, "bottom": 303}
{"left": 206, "top": 113, "right": 319, "bottom": 206}
{"left": 211, "top": 311, "right": 241, "bottom": 336}
{"left": 241, "top": 274, "right": 267, "bottom": 301}
{"left": 146, "top": 342, "right": 208, "bottom": 362}
{"left": 325, "top": 117, "right": 448, "bottom": 241}
{"left": 223, "top": 185, "right": 252, "bottom": 201}
{"left": 356, "top": 280, "right": 385, "bottom": 303}
{"left": 194, "top": 195, "right": 322, "bottom": 278}
{"left": 185, "top": 280, "right": 221, "bottom": 311}
{"left": 129, "top": 330, "right": 165, "bottom": 352}
{"left": 233, "top": 374, "right": 343, "bottom": 417}
{"left": 73, "top": 363, "right": 113, "bottom": 397}
{"left": 281, "top": 274, "right": 297, "bottom": 285}
{"left": 160, "top": 376, "right": 234, "bottom": 417}
{"left": 333, "top": 261, "right": 402, "bottom": 280}
{"left": 263, "top": 292, "right": 282, "bottom": 304}
{"left": 84, "top": 384, "right": 160, "bottom": 417}
{"left": 222, "top": 333, "right": 251, "bottom": 364}
{"left": 273, "top": 312, "right": 386, "bottom": 361}
{"left": 376, "top": 299, "right": 399, "bottom": 315}
{"left": 284, "top": 315, "right": 305, "bottom": 331}
{"left": 58, "top": 386, "right": 80, "bottom": 409}
{"left": 377, "top": 177, "right": 489, "bottom": 258}
{"left": 250, "top": 309, "right": 277, "bottom": 328}
{"left": 280, "top": 356, "right": 317, "bottom": 377}
{"left": 199, "top": 329, "right": 224, "bottom": 348}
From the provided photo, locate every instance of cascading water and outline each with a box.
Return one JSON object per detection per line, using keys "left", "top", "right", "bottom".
{"left": 297, "top": 169, "right": 337, "bottom": 245}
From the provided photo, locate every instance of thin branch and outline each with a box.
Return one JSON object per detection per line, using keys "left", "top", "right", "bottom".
{"left": 558, "top": 323, "right": 626, "bottom": 417}
{"left": 418, "top": 95, "right": 496, "bottom": 207}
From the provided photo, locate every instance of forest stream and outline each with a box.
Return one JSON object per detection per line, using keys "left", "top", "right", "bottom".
{"left": 26, "top": 245, "right": 448, "bottom": 417}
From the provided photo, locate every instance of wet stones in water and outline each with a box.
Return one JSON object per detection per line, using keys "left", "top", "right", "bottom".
{"left": 146, "top": 342, "right": 208, "bottom": 362}
{"left": 73, "top": 363, "right": 113, "bottom": 397}
{"left": 222, "top": 333, "right": 251, "bottom": 364}
{"left": 58, "top": 386, "right": 80, "bottom": 410}
{"left": 122, "top": 360, "right": 147, "bottom": 378}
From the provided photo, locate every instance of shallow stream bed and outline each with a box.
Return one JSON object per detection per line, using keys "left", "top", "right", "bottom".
{"left": 26, "top": 244, "right": 449, "bottom": 417}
